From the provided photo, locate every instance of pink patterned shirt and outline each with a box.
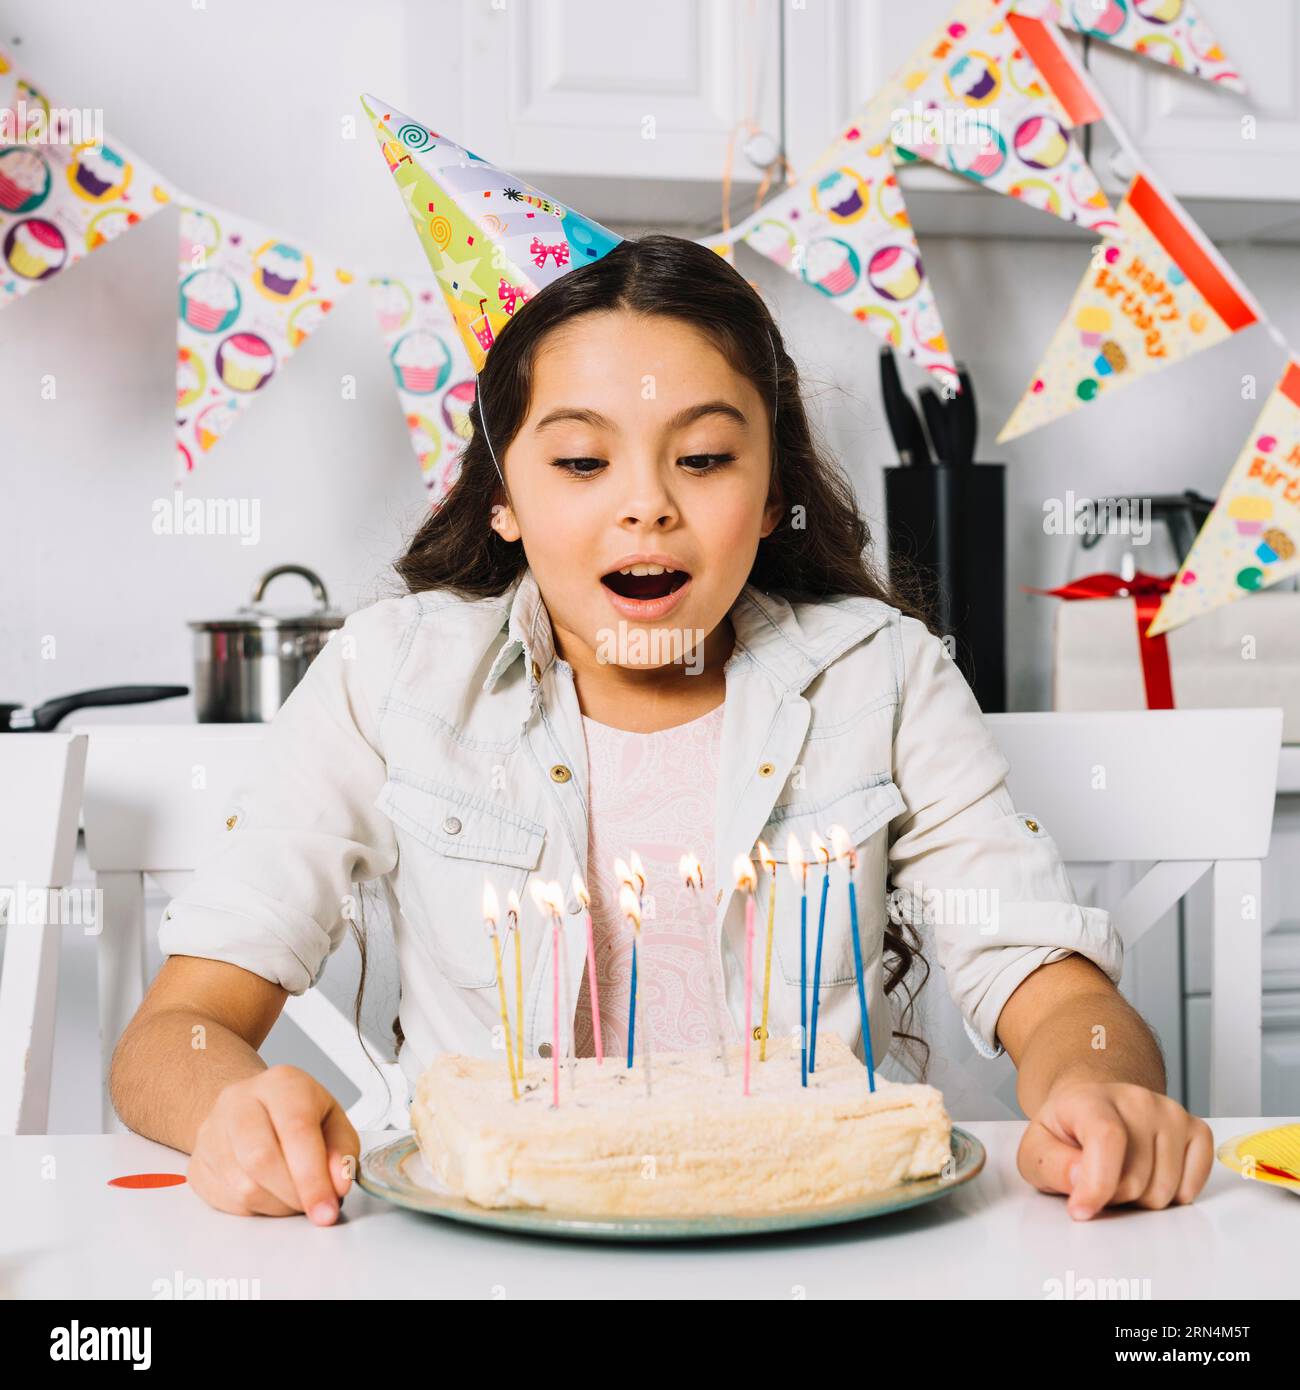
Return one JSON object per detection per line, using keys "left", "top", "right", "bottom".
{"left": 572, "top": 702, "right": 739, "bottom": 1060}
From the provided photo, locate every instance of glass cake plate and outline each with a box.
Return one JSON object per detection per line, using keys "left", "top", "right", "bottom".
{"left": 357, "top": 1127, "right": 985, "bottom": 1241}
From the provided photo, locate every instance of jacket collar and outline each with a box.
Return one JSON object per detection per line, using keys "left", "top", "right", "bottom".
{"left": 482, "top": 565, "right": 892, "bottom": 698}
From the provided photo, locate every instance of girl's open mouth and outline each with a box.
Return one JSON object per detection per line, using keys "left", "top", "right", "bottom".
{"left": 600, "top": 568, "right": 691, "bottom": 601}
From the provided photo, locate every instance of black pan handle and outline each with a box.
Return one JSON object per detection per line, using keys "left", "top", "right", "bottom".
{"left": 19, "top": 685, "right": 190, "bottom": 732}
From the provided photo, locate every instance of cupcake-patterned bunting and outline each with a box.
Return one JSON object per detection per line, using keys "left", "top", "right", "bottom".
{"left": 1148, "top": 358, "right": 1300, "bottom": 637}
{"left": 737, "top": 138, "right": 958, "bottom": 386}
{"left": 0, "top": 46, "right": 172, "bottom": 308}
{"left": 998, "top": 173, "right": 1258, "bottom": 442}
{"left": 360, "top": 93, "right": 623, "bottom": 373}
{"left": 1015, "top": 0, "right": 1246, "bottom": 94}
{"left": 176, "top": 201, "right": 353, "bottom": 477}
{"left": 889, "top": 2, "right": 1116, "bottom": 234}
{"left": 368, "top": 274, "right": 478, "bottom": 507}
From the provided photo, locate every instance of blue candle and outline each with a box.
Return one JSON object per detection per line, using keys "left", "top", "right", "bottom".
{"left": 808, "top": 833, "right": 831, "bottom": 1073}
{"left": 786, "top": 831, "right": 808, "bottom": 1088}
{"left": 627, "top": 938, "right": 638, "bottom": 1069}
{"left": 830, "top": 826, "right": 876, "bottom": 1092}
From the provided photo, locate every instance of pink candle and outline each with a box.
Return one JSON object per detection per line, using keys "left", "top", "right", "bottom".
{"left": 734, "top": 853, "right": 758, "bottom": 1097}
{"left": 572, "top": 872, "right": 603, "bottom": 1064}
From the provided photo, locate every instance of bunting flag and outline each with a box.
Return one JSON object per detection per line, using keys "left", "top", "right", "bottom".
{"left": 1148, "top": 359, "right": 1300, "bottom": 637}
{"left": 736, "top": 137, "right": 958, "bottom": 385}
{"left": 890, "top": 2, "right": 1116, "bottom": 233}
{"left": 1016, "top": 0, "right": 1246, "bottom": 93}
{"left": 369, "top": 274, "right": 477, "bottom": 506}
{"left": 175, "top": 202, "right": 353, "bottom": 478}
{"left": 360, "top": 93, "right": 623, "bottom": 372}
{"left": 0, "top": 49, "right": 172, "bottom": 309}
{"left": 697, "top": 235, "right": 737, "bottom": 268}
{"left": 998, "top": 172, "right": 1258, "bottom": 441}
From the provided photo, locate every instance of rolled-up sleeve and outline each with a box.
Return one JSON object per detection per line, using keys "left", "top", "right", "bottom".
{"left": 886, "top": 615, "right": 1123, "bottom": 1059}
{"left": 157, "top": 599, "right": 404, "bottom": 994}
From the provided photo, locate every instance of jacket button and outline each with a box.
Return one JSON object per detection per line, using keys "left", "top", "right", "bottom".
{"left": 537, "top": 1042, "right": 552, "bottom": 1058}
{"left": 531, "top": 659, "right": 542, "bottom": 683}
{"left": 758, "top": 761, "right": 775, "bottom": 777}
{"left": 442, "top": 815, "right": 462, "bottom": 834}
{"left": 550, "top": 764, "right": 571, "bottom": 783}
{"left": 225, "top": 814, "right": 239, "bottom": 831}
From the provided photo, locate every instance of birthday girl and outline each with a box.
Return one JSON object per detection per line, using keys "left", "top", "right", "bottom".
{"left": 113, "top": 234, "right": 1212, "bottom": 1226}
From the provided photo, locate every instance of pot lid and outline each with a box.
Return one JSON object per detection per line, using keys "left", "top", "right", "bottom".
{"left": 187, "top": 565, "right": 346, "bottom": 631}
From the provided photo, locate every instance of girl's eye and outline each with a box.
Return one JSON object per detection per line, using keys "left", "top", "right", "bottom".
{"left": 679, "top": 453, "right": 736, "bottom": 473}
{"left": 548, "top": 453, "right": 736, "bottom": 477}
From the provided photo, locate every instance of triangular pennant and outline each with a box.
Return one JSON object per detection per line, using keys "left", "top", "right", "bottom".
{"left": 998, "top": 172, "right": 1258, "bottom": 441}
{"left": 368, "top": 274, "right": 478, "bottom": 506}
{"left": 738, "top": 139, "right": 957, "bottom": 385}
{"left": 891, "top": 2, "right": 1115, "bottom": 232}
{"left": 0, "top": 48, "right": 172, "bottom": 309}
{"left": 175, "top": 202, "right": 353, "bottom": 478}
{"left": 360, "top": 94, "right": 623, "bottom": 371}
{"left": 1148, "top": 359, "right": 1300, "bottom": 637}
{"left": 1016, "top": 0, "right": 1246, "bottom": 93}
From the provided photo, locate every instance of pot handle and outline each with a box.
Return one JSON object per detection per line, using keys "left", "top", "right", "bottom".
{"left": 250, "top": 564, "right": 330, "bottom": 612}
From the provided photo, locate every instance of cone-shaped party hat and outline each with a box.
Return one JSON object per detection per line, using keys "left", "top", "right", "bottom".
{"left": 361, "top": 94, "right": 623, "bottom": 370}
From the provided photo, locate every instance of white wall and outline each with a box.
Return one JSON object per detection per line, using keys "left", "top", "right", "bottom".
{"left": 2, "top": 0, "right": 1298, "bottom": 723}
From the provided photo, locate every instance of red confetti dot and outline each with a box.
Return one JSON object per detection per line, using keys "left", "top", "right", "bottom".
{"left": 1258, "top": 435, "right": 1277, "bottom": 452}
{"left": 1180, "top": 570, "right": 1196, "bottom": 585}
{"left": 1104, "top": 246, "right": 1121, "bottom": 264}
{"left": 108, "top": 1172, "right": 187, "bottom": 1189}
{"left": 1031, "top": 379, "right": 1045, "bottom": 393}
{"left": 949, "top": 23, "right": 967, "bottom": 38}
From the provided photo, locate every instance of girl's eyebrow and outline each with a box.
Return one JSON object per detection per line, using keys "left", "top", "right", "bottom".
{"left": 532, "top": 400, "right": 749, "bottom": 435}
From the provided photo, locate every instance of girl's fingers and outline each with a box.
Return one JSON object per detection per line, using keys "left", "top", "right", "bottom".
{"left": 225, "top": 1093, "right": 309, "bottom": 1214}
{"left": 1043, "top": 1089, "right": 1130, "bottom": 1218}
{"left": 321, "top": 1104, "right": 361, "bottom": 1199}
{"left": 189, "top": 1128, "right": 298, "bottom": 1218}
{"left": 1175, "top": 1119, "right": 1216, "bottom": 1205}
{"left": 1017, "top": 1120, "right": 1080, "bottom": 1195}
{"left": 266, "top": 1097, "right": 342, "bottom": 1225}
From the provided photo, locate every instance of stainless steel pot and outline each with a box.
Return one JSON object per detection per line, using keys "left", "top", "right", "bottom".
{"left": 189, "top": 565, "right": 344, "bottom": 723}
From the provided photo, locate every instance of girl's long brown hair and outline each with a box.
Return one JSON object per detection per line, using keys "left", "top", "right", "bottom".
{"left": 359, "top": 234, "right": 942, "bottom": 1079}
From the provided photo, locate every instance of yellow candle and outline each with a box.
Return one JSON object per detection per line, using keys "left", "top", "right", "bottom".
{"left": 508, "top": 888, "right": 523, "bottom": 1080}
{"left": 483, "top": 880, "right": 518, "bottom": 1100}
{"left": 757, "top": 840, "right": 777, "bottom": 1062}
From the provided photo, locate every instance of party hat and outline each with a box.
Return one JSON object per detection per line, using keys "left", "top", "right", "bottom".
{"left": 361, "top": 94, "right": 623, "bottom": 370}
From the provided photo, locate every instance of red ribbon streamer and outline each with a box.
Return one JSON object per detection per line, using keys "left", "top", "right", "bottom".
{"left": 1022, "top": 571, "right": 1177, "bottom": 711}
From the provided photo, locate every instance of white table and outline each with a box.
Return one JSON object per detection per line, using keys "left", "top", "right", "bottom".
{"left": 2, "top": 1119, "right": 1296, "bottom": 1300}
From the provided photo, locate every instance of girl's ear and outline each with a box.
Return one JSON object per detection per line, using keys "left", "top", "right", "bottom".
{"left": 760, "top": 490, "right": 785, "bottom": 539}
{"left": 491, "top": 500, "right": 521, "bottom": 543}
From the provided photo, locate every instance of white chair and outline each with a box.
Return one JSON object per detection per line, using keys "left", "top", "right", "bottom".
{"left": 80, "top": 725, "right": 407, "bottom": 1135}
{"left": 0, "top": 734, "right": 88, "bottom": 1135}
{"left": 893, "top": 708, "right": 1281, "bottom": 1120}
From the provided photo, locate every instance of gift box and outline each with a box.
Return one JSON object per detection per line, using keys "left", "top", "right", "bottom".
{"left": 1050, "top": 589, "right": 1300, "bottom": 741}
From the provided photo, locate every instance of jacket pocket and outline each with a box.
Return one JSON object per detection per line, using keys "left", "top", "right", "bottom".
{"left": 755, "top": 776, "right": 904, "bottom": 989}
{"left": 374, "top": 770, "right": 546, "bottom": 988}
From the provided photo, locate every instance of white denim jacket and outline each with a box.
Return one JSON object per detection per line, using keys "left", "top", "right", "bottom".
{"left": 159, "top": 566, "right": 1122, "bottom": 1096}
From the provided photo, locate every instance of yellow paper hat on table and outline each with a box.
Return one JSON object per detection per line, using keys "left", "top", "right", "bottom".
{"left": 360, "top": 94, "right": 624, "bottom": 370}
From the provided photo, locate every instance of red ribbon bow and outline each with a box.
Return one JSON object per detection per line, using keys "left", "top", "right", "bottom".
{"left": 1022, "top": 571, "right": 1177, "bottom": 710}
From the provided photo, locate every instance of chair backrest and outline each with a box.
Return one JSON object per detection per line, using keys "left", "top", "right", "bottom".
{"left": 892, "top": 708, "right": 1282, "bottom": 1120}
{"left": 0, "top": 734, "right": 88, "bottom": 1135}
{"left": 80, "top": 725, "right": 406, "bottom": 1132}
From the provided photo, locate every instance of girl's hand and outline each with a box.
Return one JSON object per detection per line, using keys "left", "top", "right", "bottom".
{"left": 187, "top": 1064, "right": 359, "bottom": 1224}
{"left": 1016, "top": 1079, "right": 1215, "bottom": 1220}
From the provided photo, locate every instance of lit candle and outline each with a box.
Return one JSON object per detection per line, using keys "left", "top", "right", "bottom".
{"left": 506, "top": 888, "right": 523, "bottom": 1080}
{"left": 786, "top": 832, "right": 808, "bottom": 1088}
{"left": 482, "top": 880, "right": 518, "bottom": 1100}
{"left": 613, "top": 855, "right": 641, "bottom": 1070}
{"left": 572, "top": 872, "right": 603, "bottom": 1064}
{"left": 529, "top": 877, "right": 568, "bottom": 1106}
{"left": 619, "top": 881, "right": 650, "bottom": 1097}
{"left": 733, "top": 852, "right": 758, "bottom": 1097}
{"left": 807, "top": 830, "right": 831, "bottom": 1073}
{"left": 680, "top": 851, "right": 728, "bottom": 1076}
{"left": 829, "top": 826, "right": 876, "bottom": 1092}
{"left": 756, "top": 839, "right": 777, "bottom": 1062}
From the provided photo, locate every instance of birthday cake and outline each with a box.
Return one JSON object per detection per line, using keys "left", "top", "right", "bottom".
{"left": 409, "top": 1032, "right": 952, "bottom": 1217}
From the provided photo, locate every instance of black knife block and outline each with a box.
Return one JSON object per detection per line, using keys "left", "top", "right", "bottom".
{"left": 884, "top": 462, "right": 1006, "bottom": 713}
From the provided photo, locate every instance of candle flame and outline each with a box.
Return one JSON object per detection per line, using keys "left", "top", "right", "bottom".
{"left": 732, "top": 851, "right": 757, "bottom": 893}
{"left": 618, "top": 881, "right": 641, "bottom": 929}
{"left": 808, "top": 829, "right": 831, "bottom": 865}
{"left": 786, "top": 831, "right": 806, "bottom": 882}
{"left": 828, "top": 823, "right": 857, "bottom": 867}
{"left": 628, "top": 849, "right": 647, "bottom": 893}
{"left": 571, "top": 871, "right": 589, "bottom": 907}
{"left": 528, "top": 876, "right": 552, "bottom": 917}
{"left": 613, "top": 855, "right": 634, "bottom": 890}
{"left": 482, "top": 879, "right": 500, "bottom": 927}
{"left": 539, "top": 878, "right": 566, "bottom": 917}
{"left": 678, "top": 851, "right": 704, "bottom": 889}
{"left": 756, "top": 838, "right": 776, "bottom": 873}
{"left": 506, "top": 887, "right": 521, "bottom": 918}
